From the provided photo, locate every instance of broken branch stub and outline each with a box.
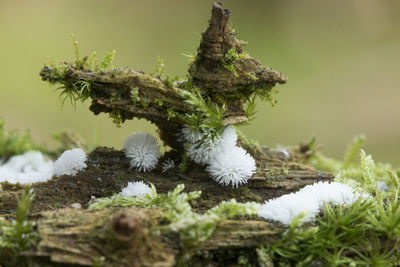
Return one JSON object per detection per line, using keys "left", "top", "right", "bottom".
{"left": 40, "top": 2, "right": 287, "bottom": 149}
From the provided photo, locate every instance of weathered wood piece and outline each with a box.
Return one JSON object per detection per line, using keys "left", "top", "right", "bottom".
{"left": 39, "top": 2, "right": 287, "bottom": 149}
{"left": 24, "top": 206, "right": 283, "bottom": 266}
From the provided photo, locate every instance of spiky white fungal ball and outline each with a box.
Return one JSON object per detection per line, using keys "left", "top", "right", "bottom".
{"left": 123, "top": 132, "right": 161, "bottom": 172}
{"left": 0, "top": 151, "right": 54, "bottom": 184}
{"left": 258, "top": 193, "right": 320, "bottom": 225}
{"left": 219, "top": 125, "right": 237, "bottom": 148}
{"left": 187, "top": 137, "right": 222, "bottom": 165}
{"left": 180, "top": 127, "right": 204, "bottom": 143}
{"left": 162, "top": 158, "right": 175, "bottom": 172}
{"left": 120, "top": 181, "right": 152, "bottom": 197}
{"left": 54, "top": 148, "right": 87, "bottom": 177}
{"left": 206, "top": 146, "right": 256, "bottom": 188}
{"left": 186, "top": 126, "right": 239, "bottom": 165}
{"left": 258, "top": 181, "right": 369, "bottom": 225}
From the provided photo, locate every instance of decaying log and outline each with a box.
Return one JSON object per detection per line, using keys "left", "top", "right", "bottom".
{"left": 23, "top": 206, "right": 284, "bottom": 266}
{"left": 0, "top": 143, "right": 332, "bottom": 216}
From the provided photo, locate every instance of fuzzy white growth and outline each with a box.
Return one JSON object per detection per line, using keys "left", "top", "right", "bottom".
{"left": 119, "top": 181, "right": 152, "bottom": 197}
{"left": 0, "top": 151, "right": 54, "bottom": 184}
{"left": 53, "top": 148, "right": 87, "bottom": 177}
{"left": 162, "top": 158, "right": 175, "bottom": 172}
{"left": 258, "top": 181, "right": 368, "bottom": 225}
{"left": 182, "top": 125, "right": 256, "bottom": 187}
{"left": 219, "top": 125, "right": 238, "bottom": 148}
{"left": 123, "top": 132, "right": 161, "bottom": 172}
{"left": 185, "top": 126, "right": 239, "bottom": 165}
{"left": 187, "top": 137, "right": 221, "bottom": 165}
{"left": 180, "top": 127, "right": 204, "bottom": 143}
{"left": 207, "top": 146, "right": 256, "bottom": 188}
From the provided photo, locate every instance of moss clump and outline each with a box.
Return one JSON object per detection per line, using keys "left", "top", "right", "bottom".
{"left": 0, "top": 118, "right": 42, "bottom": 160}
{"left": 221, "top": 48, "right": 248, "bottom": 77}
{"left": 262, "top": 137, "right": 400, "bottom": 266}
{"left": 42, "top": 34, "right": 117, "bottom": 107}
{"left": 179, "top": 87, "right": 227, "bottom": 137}
{"left": 0, "top": 186, "right": 39, "bottom": 266}
{"left": 89, "top": 184, "right": 259, "bottom": 250}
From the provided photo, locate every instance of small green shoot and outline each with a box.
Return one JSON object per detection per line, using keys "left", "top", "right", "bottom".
{"left": 89, "top": 184, "right": 259, "bottom": 248}
{"left": 0, "top": 186, "right": 39, "bottom": 265}
{"left": 0, "top": 118, "right": 42, "bottom": 160}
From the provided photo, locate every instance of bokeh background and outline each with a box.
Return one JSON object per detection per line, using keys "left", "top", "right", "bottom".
{"left": 1, "top": 0, "right": 399, "bottom": 165}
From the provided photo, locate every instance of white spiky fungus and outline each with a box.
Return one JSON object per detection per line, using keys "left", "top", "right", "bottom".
{"left": 258, "top": 193, "right": 320, "bottom": 225}
{"left": 53, "top": 148, "right": 87, "bottom": 177}
{"left": 180, "top": 126, "right": 204, "bottom": 143}
{"left": 258, "top": 181, "right": 369, "bottom": 225}
{"left": 123, "top": 132, "right": 161, "bottom": 172}
{"left": 119, "top": 181, "right": 152, "bottom": 197}
{"left": 206, "top": 146, "right": 256, "bottom": 188}
{"left": 220, "top": 126, "right": 237, "bottom": 146}
{"left": 162, "top": 158, "right": 175, "bottom": 172}
{"left": 0, "top": 151, "right": 54, "bottom": 184}
{"left": 180, "top": 125, "right": 256, "bottom": 187}
{"left": 187, "top": 137, "right": 222, "bottom": 165}
{"left": 186, "top": 125, "right": 239, "bottom": 165}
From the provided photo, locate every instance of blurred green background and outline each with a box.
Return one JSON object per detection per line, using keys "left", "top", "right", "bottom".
{"left": 1, "top": 0, "right": 399, "bottom": 165}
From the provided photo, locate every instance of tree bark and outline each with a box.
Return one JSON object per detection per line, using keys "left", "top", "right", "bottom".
{"left": 0, "top": 142, "right": 332, "bottom": 216}
{"left": 23, "top": 206, "right": 283, "bottom": 267}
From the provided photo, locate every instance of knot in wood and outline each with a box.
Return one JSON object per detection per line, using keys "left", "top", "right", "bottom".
{"left": 112, "top": 213, "right": 137, "bottom": 240}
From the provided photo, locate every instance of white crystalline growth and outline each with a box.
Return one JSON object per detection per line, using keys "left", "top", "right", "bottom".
{"left": 123, "top": 132, "right": 161, "bottom": 172}
{"left": 0, "top": 151, "right": 54, "bottom": 184}
{"left": 53, "top": 148, "right": 87, "bottom": 177}
{"left": 120, "top": 181, "right": 152, "bottom": 197}
{"left": 258, "top": 181, "right": 369, "bottom": 225}
{"left": 162, "top": 158, "right": 175, "bottom": 172}
{"left": 206, "top": 146, "right": 256, "bottom": 188}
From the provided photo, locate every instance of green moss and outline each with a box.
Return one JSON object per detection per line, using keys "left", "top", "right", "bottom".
{"left": 110, "top": 94, "right": 121, "bottom": 102}
{"left": 0, "top": 186, "right": 39, "bottom": 266}
{"left": 265, "top": 136, "right": 400, "bottom": 265}
{"left": 181, "top": 52, "right": 198, "bottom": 66}
{"left": 153, "top": 98, "right": 164, "bottom": 107}
{"left": 109, "top": 110, "right": 123, "bottom": 128}
{"left": 245, "top": 72, "right": 257, "bottom": 81}
{"left": 150, "top": 55, "right": 165, "bottom": 77}
{"left": 180, "top": 87, "right": 226, "bottom": 137}
{"left": 0, "top": 118, "right": 43, "bottom": 160}
{"left": 221, "top": 48, "right": 249, "bottom": 77}
{"left": 89, "top": 184, "right": 259, "bottom": 252}
{"left": 44, "top": 35, "right": 117, "bottom": 107}
{"left": 130, "top": 87, "right": 141, "bottom": 104}
{"left": 96, "top": 50, "right": 116, "bottom": 71}
{"left": 178, "top": 149, "right": 188, "bottom": 174}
